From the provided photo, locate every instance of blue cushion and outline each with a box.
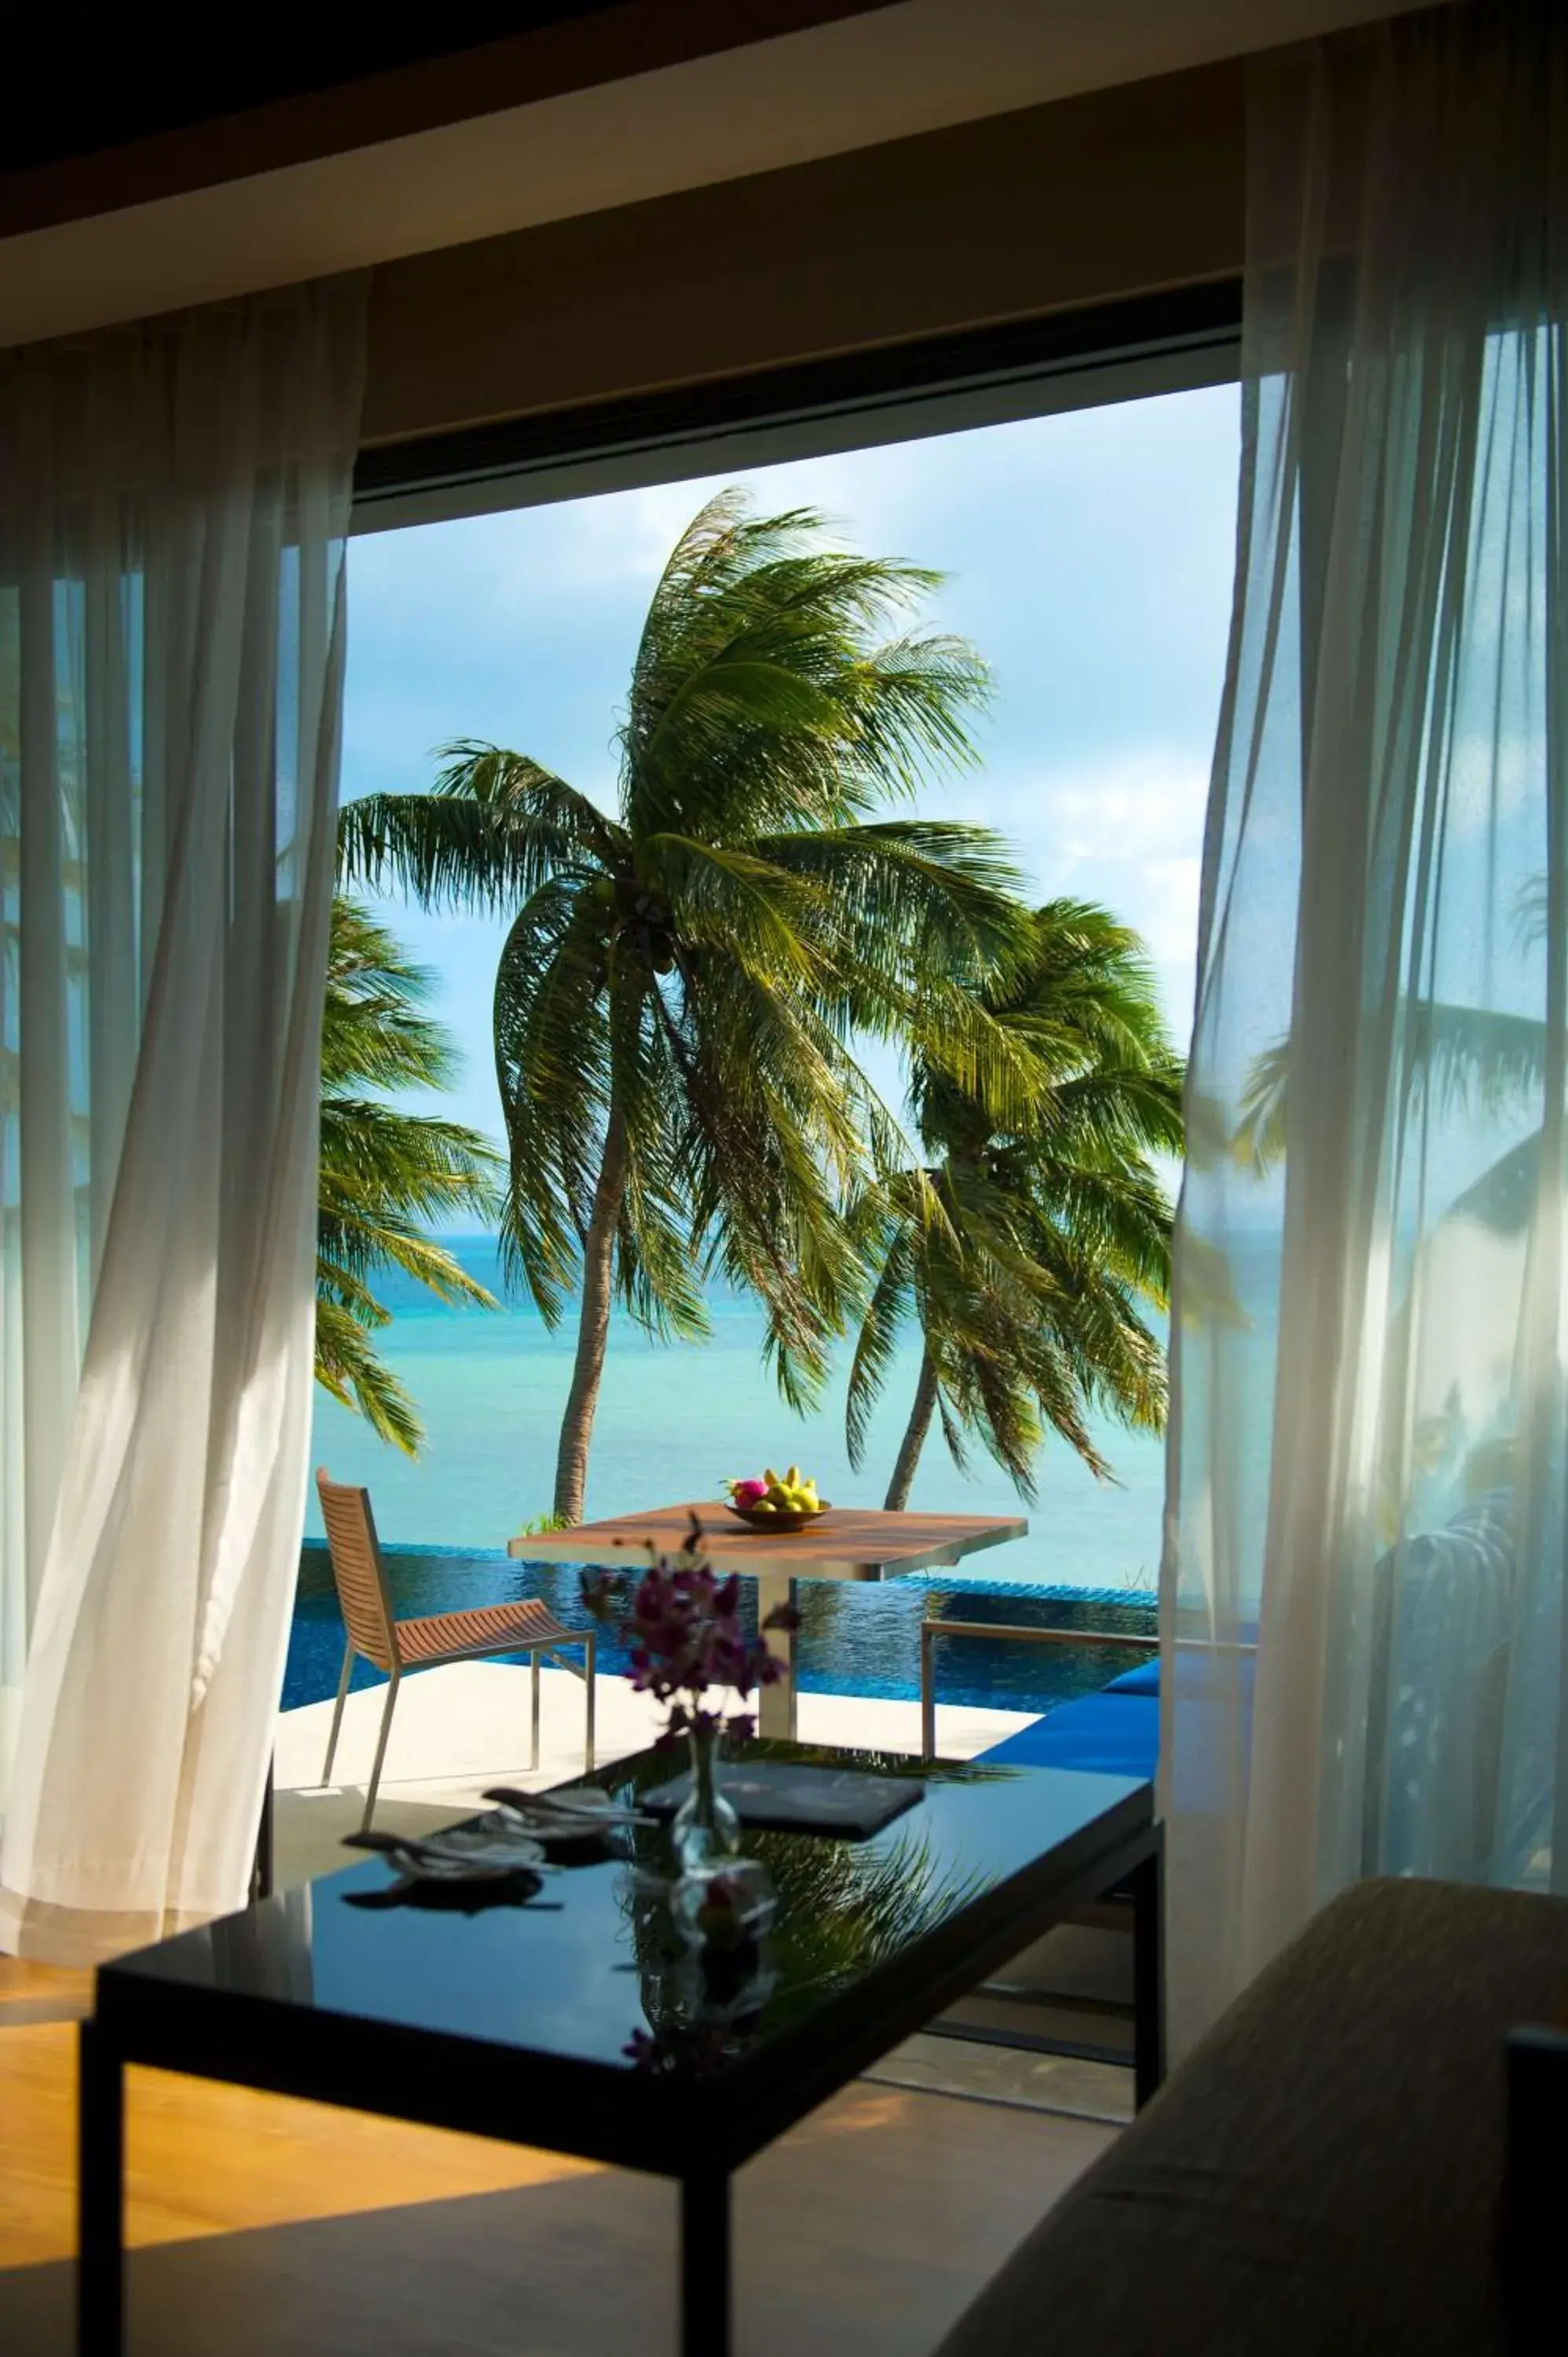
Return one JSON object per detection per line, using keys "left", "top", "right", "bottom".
{"left": 980, "top": 1690, "right": 1159, "bottom": 1780}
{"left": 981, "top": 1650, "right": 1261, "bottom": 1801}
{"left": 1105, "top": 1659, "right": 1160, "bottom": 1697}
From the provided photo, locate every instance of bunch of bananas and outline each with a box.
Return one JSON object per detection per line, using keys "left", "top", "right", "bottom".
{"left": 725, "top": 1465, "right": 823, "bottom": 1517}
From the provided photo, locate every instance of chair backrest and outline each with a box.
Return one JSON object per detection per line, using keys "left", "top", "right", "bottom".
{"left": 316, "top": 1470, "right": 398, "bottom": 1670}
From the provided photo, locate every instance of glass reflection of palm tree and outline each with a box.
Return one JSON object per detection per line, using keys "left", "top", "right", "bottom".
{"left": 1235, "top": 1001, "right": 1553, "bottom": 1198}
{"left": 1236, "top": 873, "right": 1556, "bottom": 1210}
{"left": 618, "top": 1766, "right": 992, "bottom": 2066}
{"left": 756, "top": 1826, "right": 984, "bottom": 2023}
{"left": 1233, "top": 888, "right": 1555, "bottom": 1514}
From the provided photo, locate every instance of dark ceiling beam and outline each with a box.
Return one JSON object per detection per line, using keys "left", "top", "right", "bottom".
{"left": 0, "top": 0, "right": 896, "bottom": 238}
{"left": 361, "top": 60, "right": 1244, "bottom": 449}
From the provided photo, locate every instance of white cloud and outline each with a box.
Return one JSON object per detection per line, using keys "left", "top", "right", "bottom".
{"left": 1135, "top": 854, "right": 1204, "bottom": 970}
{"left": 532, "top": 479, "right": 723, "bottom": 587}
{"left": 1033, "top": 752, "right": 1212, "bottom": 866}
{"left": 940, "top": 750, "right": 1212, "bottom": 1041}
{"left": 943, "top": 747, "right": 1209, "bottom": 890}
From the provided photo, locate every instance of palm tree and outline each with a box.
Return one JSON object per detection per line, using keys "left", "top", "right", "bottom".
{"left": 317, "top": 896, "right": 504, "bottom": 1453}
{"left": 847, "top": 900, "right": 1184, "bottom": 1508}
{"left": 339, "top": 492, "right": 1025, "bottom": 1523}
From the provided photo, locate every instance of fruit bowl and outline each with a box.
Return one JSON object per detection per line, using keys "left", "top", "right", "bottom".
{"left": 723, "top": 1499, "right": 831, "bottom": 1534}
{"left": 722, "top": 1466, "right": 827, "bottom": 1533}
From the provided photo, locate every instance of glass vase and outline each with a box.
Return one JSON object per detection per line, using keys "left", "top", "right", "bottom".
{"left": 671, "top": 1722, "right": 741, "bottom": 1872}
{"left": 669, "top": 1857, "right": 778, "bottom": 1964}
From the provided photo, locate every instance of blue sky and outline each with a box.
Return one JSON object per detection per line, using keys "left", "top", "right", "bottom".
{"left": 340, "top": 382, "right": 1240, "bottom": 1146}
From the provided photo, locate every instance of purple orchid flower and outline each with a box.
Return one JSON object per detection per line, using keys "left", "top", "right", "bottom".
{"left": 580, "top": 1530, "right": 799, "bottom": 1744}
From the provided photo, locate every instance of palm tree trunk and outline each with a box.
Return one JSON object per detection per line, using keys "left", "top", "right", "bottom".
{"left": 553, "top": 1102, "right": 628, "bottom": 1524}
{"left": 885, "top": 1348, "right": 938, "bottom": 1512}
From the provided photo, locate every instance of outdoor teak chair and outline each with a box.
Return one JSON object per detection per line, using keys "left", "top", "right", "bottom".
{"left": 316, "top": 1469, "right": 597, "bottom": 1830}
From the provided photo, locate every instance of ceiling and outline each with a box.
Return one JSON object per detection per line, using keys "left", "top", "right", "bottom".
{"left": 0, "top": 4, "right": 620, "bottom": 178}
{"left": 0, "top": 0, "right": 1440, "bottom": 352}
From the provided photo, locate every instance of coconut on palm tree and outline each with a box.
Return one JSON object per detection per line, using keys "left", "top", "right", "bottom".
{"left": 339, "top": 492, "right": 1025, "bottom": 1523}
{"left": 317, "top": 896, "right": 504, "bottom": 1453}
{"left": 848, "top": 900, "right": 1183, "bottom": 1509}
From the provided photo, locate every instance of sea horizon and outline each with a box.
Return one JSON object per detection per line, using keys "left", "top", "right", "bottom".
{"left": 307, "top": 1233, "right": 1168, "bottom": 1593}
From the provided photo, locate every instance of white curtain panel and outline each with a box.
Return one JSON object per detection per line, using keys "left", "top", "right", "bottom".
{"left": 1163, "top": 0, "right": 1568, "bottom": 2056}
{"left": 0, "top": 280, "right": 366, "bottom": 1960}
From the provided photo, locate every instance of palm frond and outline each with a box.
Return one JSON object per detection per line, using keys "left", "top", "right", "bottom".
{"left": 844, "top": 1222, "right": 916, "bottom": 1471}
{"left": 493, "top": 878, "right": 612, "bottom": 1321}
{"left": 313, "top": 1297, "right": 424, "bottom": 1456}
{"left": 339, "top": 755, "right": 624, "bottom": 913}
{"left": 621, "top": 493, "right": 991, "bottom": 841}
{"left": 321, "top": 896, "right": 452, "bottom": 1094}
{"left": 643, "top": 835, "right": 824, "bottom": 981}
{"left": 316, "top": 896, "right": 503, "bottom": 1456}
{"left": 847, "top": 897, "right": 1181, "bottom": 1501}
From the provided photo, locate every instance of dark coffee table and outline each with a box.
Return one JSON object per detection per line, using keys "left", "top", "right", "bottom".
{"left": 79, "top": 1741, "right": 1160, "bottom": 2357}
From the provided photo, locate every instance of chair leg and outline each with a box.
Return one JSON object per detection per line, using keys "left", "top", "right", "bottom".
{"left": 531, "top": 1651, "right": 542, "bottom": 1771}
{"left": 323, "top": 1639, "right": 354, "bottom": 1784}
{"left": 584, "top": 1633, "right": 596, "bottom": 1770}
{"left": 361, "top": 1670, "right": 401, "bottom": 1833}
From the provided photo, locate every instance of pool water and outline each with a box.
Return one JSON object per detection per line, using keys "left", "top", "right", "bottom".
{"left": 284, "top": 1542, "right": 1157, "bottom": 1718}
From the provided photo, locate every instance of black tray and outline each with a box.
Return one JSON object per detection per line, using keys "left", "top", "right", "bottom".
{"left": 639, "top": 1758, "right": 924, "bottom": 1838}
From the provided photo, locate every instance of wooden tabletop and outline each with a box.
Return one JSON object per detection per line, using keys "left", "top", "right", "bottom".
{"left": 506, "top": 1501, "right": 1027, "bottom": 1582}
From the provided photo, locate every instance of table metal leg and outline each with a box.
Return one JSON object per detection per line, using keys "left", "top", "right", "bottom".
{"left": 1131, "top": 1827, "right": 1166, "bottom": 2109}
{"left": 680, "top": 2168, "right": 731, "bottom": 2357}
{"left": 251, "top": 1750, "right": 275, "bottom": 1902}
{"left": 78, "top": 2019, "right": 123, "bottom": 2357}
{"left": 755, "top": 1569, "right": 797, "bottom": 1740}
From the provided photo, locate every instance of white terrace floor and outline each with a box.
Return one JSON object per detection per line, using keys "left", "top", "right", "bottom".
{"left": 273, "top": 1666, "right": 1035, "bottom": 1889}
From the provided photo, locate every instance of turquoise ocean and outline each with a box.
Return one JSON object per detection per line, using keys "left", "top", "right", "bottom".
{"left": 305, "top": 1234, "right": 1167, "bottom": 1592}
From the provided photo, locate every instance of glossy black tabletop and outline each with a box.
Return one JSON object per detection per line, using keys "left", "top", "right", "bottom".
{"left": 96, "top": 1743, "right": 1150, "bottom": 2172}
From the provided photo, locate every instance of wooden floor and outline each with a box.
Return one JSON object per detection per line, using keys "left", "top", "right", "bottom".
{"left": 1, "top": 1957, "right": 1114, "bottom": 2357}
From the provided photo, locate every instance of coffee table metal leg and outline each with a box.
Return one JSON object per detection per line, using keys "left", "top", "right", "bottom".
{"left": 78, "top": 2019, "right": 123, "bottom": 2356}
{"left": 755, "top": 1570, "right": 797, "bottom": 1740}
{"left": 680, "top": 2168, "right": 731, "bottom": 2357}
{"left": 251, "top": 1749, "right": 275, "bottom": 1902}
{"left": 1132, "top": 1826, "right": 1166, "bottom": 2109}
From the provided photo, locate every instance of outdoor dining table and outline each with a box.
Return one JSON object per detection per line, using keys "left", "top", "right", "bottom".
{"left": 508, "top": 1501, "right": 1028, "bottom": 1736}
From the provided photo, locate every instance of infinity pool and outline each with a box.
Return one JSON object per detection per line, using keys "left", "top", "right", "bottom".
{"left": 284, "top": 1542, "right": 1156, "bottom": 1717}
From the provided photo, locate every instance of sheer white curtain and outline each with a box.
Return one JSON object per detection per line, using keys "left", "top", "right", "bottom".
{"left": 0, "top": 280, "right": 366, "bottom": 1960}
{"left": 1163, "top": 0, "right": 1568, "bottom": 2056}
